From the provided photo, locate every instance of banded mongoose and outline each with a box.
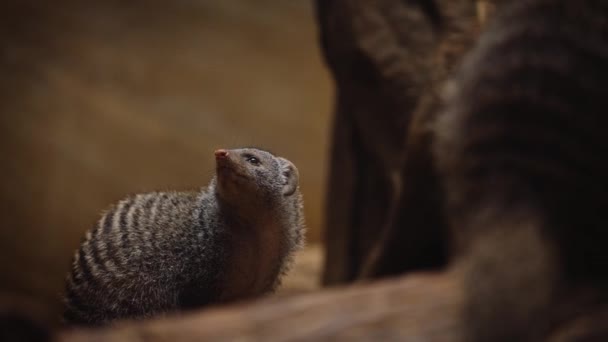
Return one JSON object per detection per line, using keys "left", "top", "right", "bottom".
{"left": 317, "top": 0, "right": 447, "bottom": 286}
{"left": 63, "top": 148, "right": 306, "bottom": 326}
{"left": 434, "top": 0, "right": 608, "bottom": 340}
{"left": 359, "top": 0, "right": 482, "bottom": 280}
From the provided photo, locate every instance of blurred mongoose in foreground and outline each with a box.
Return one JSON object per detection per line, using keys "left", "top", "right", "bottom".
{"left": 63, "top": 148, "right": 305, "bottom": 326}
{"left": 435, "top": 0, "right": 608, "bottom": 340}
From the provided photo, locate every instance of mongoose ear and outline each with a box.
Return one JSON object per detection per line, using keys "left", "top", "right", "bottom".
{"left": 278, "top": 157, "right": 299, "bottom": 196}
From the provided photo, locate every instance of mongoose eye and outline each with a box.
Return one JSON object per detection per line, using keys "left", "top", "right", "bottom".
{"left": 245, "top": 155, "right": 261, "bottom": 165}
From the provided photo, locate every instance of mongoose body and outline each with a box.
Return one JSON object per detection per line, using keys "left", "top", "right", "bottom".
{"left": 434, "top": 0, "right": 608, "bottom": 340}
{"left": 359, "top": 0, "right": 481, "bottom": 280}
{"left": 63, "top": 148, "right": 305, "bottom": 326}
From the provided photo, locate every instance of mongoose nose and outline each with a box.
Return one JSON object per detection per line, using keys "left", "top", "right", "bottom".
{"left": 215, "top": 149, "right": 229, "bottom": 159}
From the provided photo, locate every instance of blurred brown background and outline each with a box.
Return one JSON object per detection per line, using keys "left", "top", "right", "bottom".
{"left": 0, "top": 0, "right": 331, "bottom": 319}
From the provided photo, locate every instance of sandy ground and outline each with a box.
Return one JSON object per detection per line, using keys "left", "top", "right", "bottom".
{"left": 279, "top": 244, "right": 323, "bottom": 295}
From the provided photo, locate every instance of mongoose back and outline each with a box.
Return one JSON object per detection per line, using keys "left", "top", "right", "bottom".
{"left": 434, "top": 0, "right": 608, "bottom": 340}
{"left": 359, "top": 0, "right": 482, "bottom": 280}
{"left": 63, "top": 148, "right": 305, "bottom": 326}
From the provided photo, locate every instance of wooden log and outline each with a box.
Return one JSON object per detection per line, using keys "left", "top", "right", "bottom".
{"left": 53, "top": 266, "right": 608, "bottom": 341}
{"left": 56, "top": 271, "right": 463, "bottom": 341}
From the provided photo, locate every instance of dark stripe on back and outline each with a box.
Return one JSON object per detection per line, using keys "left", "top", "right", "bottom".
{"left": 122, "top": 198, "right": 140, "bottom": 253}
{"left": 70, "top": 260, "right": 84, "bottom": 286}
{"left": 144, "top": 194, "right": 156, "bottom": 210}
{"left": 119, "top": 200, "right": 133, "bottom": 245}
{"left": 151, "top": 194, "right": 170, "bottom": 251}
{"left": 90, "top": 209, "right": 116, "bottom": 275}
{"left": 77, "top": 247, "right": 94, "bottom": 284}
{"left": 103, "top": 207, "right": 117, "bottom": 234}
{"left": 106, "top": 200, "right": 133, "bottom": 270}
{"left": 129, "top": 195, "right": 157, "bottom": 265}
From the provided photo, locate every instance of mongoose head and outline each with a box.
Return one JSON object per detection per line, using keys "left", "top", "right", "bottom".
{"left": 213, "top": 148, "right": 300, "bottom": 205}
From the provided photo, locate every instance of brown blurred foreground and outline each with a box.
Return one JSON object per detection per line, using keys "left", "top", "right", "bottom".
{"left": 58, "top": 271, "right": 463, "bottom": 342}
{"left": 54, "top": 266, "right": 608, "bottom": 342}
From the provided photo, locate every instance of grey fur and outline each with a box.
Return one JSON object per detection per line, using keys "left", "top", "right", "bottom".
{"left": 63, "top": 148, "right": 305, "bottom": 326}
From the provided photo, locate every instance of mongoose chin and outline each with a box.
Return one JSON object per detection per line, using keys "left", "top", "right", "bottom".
{"left": 63, "top": 148, "right": 306, "bottom": 327}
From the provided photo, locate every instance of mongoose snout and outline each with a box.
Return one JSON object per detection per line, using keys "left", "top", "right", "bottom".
{"left": 214, "top": 149, "right": 229, "bottom": 159}
{"left": 214, "top": 148, "right": 250, "bottom": 181}
{"left": 215, "top": 150, "right": 238, "bottom": 179}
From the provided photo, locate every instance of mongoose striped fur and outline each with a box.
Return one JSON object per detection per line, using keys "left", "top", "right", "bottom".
{"left": 63, "top": 148, "right": 305, "bottom": 326}
{"left": 434, "top": 0, "right": 608, "bottom": 340}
